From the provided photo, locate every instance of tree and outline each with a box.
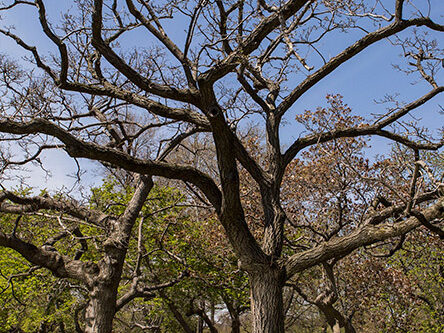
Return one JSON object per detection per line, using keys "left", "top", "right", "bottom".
{"left": 280, "top": 126, "right": 444, "bottom": 332}
{"left": 0, "top": 0, "right": 443, "bottom": 332}
{"left": 0, "top": 178, "right": 193, "bottom": 332}
{"left": 0, "top": 178, "right": 249, "bottom": 333}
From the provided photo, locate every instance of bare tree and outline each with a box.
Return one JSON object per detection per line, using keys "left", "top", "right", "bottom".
{"left": 0, "top": 0, "right": 443, "bottom": 332}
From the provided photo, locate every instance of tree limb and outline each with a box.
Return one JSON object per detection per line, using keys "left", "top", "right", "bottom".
{"left": 0, "top": 231, "right": 94, "bottom": 283}
{"left": 0, "top": 118, "right": 222, "bottom": 211}
{"left": 285, "top": 197, "right": 444, "bottom": 279}
{"left": 0, "top": 191, "right": 107, "bottom": 226}
{"left": 277, "top": 18, "right": 444, "bottom": 116}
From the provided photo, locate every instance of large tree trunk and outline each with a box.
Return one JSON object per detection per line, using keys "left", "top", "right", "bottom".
{"left": 84, "top": 284, "right": 117, "bottom": 333}
{"left": 249, "top": 268, "right": 285, "bottom": 333}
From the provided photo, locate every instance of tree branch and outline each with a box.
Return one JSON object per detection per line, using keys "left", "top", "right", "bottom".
{"left": 282, "top": 87, "right": 444, "bottom": 167}
{"left": 277, "top": 18, "right": 444, "bottom": 116}
{"left": 285, "top": 197, "right": 444, "bottom": 279}
{"left": 198, "top": 0, "right": 309, "bottom": 83}
{"left": 125, "top": 0, "right": 197, "bottom": 88}
{"left": 0, "top": 231, "right": 94, "bottom": 283}
{"left": 0, "top": 118, "right": 222, "bottom": 211}
{"left": 0, "top": 191, "right": 107, "bottom": 226}
{"left": 116, "top": 271, "right": 189, "bottom": 312}
{"left": 91, "top": 0, "right": 198, "bottom": 103}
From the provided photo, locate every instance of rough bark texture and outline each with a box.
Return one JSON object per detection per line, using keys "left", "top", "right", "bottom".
{"left": 84, "top": 284, "right": 117, "bottom": 333}
{"left": 250, "top": 268, "right": 286, "bottom": 333}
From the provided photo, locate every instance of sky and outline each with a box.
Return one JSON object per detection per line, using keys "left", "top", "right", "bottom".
{"left": 0, "top": 0, "right": 443, "bottom": 193}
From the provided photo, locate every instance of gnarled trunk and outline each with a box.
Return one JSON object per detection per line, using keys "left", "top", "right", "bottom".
{"left": 249, "top": 268, "right": 285, "bottom": 333}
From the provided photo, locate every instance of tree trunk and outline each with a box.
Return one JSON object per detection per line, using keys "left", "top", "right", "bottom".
{"left": 231, "top": 314, "right": 241, "bottom": 333}
{"left": 249, "top": 268, "right": 285, "bottom": 333}
{"left": 84, "top": 284, "right": 117, "bottom": 333}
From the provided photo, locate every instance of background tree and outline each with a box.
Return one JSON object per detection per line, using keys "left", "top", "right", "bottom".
{"left": 0, "top": 176, "right": 194, "bottom": 332}
{"left": 0, "top": 0, "right": 443, "bottom": 332}
{"left": 0, "top": 176, "right": 251, "bottom": 333}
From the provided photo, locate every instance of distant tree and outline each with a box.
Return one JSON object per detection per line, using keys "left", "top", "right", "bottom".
{"left": 279, "top": 111, "right": 444, "bottom": 332}
{"left": 341, "top": 231, "right": 443, "bottom": 333}
{"left": 0, "top": 178, "right": 191, "bottom": 332}
{"left": 0, "top": 0, "right": 443, "bottom": 332}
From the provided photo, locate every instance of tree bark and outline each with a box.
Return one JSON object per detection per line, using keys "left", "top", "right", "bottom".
{"left": 84, "top": 283, "right": 117, "bottom": 333}
{"left": 249, "top": 268, "right": 285, "bottom": 333}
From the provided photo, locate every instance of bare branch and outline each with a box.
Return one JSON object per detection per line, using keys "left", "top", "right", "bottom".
{"left": 283, "top": 87, "right": 444, "bottom": 167}
{"left": 0, "top": 191, "right": 108, "bottom": 226}
{"left": 0, "top": 118, "right": 222, "bottom": 210}
{"left": 91, "top": 0, "right": 198, "bottom": 103}
{"left": 125, "top": 0, "right": 197, "bottom": 88}
{"left": 277, "top": 18, "right": 444, "bottom": 117}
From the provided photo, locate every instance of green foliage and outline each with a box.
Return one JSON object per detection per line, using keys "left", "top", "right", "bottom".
{"left": 388, "top": 233, "right": 444, "bottom": 333}
{"left": 0, "top": 178, "right": 188, "bottom": 331}
{"left": 1, "top": 177, "right": 249, "bottom": 331}
{"left": 0, "top": 214, "right": 79, "bottom": 332}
